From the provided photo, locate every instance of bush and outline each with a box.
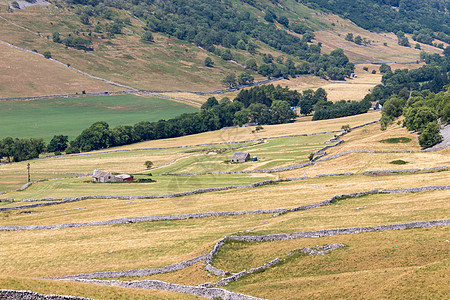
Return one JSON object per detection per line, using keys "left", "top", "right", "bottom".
{"left": 43, "top": 51, "right": 52, "bottom": 59}
{"left": 389, "top": 160, "right": 408, "bottom": 165}
{"left": 204, "top": 57, "right": 214, "bottom": 67}
{"left": 141, "top": 31, "right": 154, "bottom": 42}
{"left": 144, "top": 160, "right": 153, "bottom": 169}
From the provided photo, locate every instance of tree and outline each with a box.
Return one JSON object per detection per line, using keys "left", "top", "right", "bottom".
{"left": 237, "top": 72, "right": 254, "bottom": 85}
{"left": 247, "top": 42, "right": 257, "bottom": 55}
{"left": 204, "top": 57, "right": 214, "bottom": 67}
{"left": 80, "top": 13, "right": 90, "bottom": 25}
{"left": 291, "top": 23, "right": 308, "bottom": 34}
{"left": 43, "top": 51, "right": 52, "bottom": 59}
{"left": 47, "top": 135, "right": 68, "bottom": 152}
{"left": 379, "top": 63, "right": 392, "bottom": 74}
{"left": 345, "top": 33, "right": 354, "bottom": 42}
{"left": 245, "top": 58, "right": 257, "bottom": 71}
{"left": 72, "top": 121, "right": 112, "bottom": 152}
{"left": 314, "top": 88, "right": 327, "bottom": 103}
{"left": 396, "top": 31, "right": 410, "bottom": 47}
{"left": 141, "top": 31, "right": 154, "bottom": 42}
{"left": 443, "top": 46, "right": 450, "bottom": 58}
{"left": 220, "top": 49, "right": 233, "bottom": 61}
{"left": 270, "top": 100, "right": 296, "bottom": 124}
{"left": 354, "top": 35, "right": 362, "bottom": 45}
{"left": 144, "top": 160, "right": 153, "bottom": 169}
{"left": 264, "top": 10, "right": 277, "bottom": 23}
{"left": 236, "top": 39, "right": 246, "bottom": 50}
{"left": 278, "top": 16, "right": 289, "bottom": 27}
{"left": 418, "top": 121, "right": 442, "bottom": 147}
{"left": 222, "top": 73, "right": 237, "bottom": 88}
{"left": 201, "top": 97, "right": 219, "bottom": 110}
{"left": 52, "top": 32, "right": 61, "bottom": 43}
{"left": 11, "top": 1, "right": 19, "bottom": 9}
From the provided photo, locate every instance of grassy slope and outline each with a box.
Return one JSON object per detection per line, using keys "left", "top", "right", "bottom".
{"left": 0, "top": 94, "right": 198, "bottom": 141}
{"left": 0, "top": 0, "right": 443, "bottom": 100}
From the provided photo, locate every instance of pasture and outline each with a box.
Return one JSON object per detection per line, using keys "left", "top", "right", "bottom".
{"left": 0, "top": 94, "right": 197, "bottom": 141}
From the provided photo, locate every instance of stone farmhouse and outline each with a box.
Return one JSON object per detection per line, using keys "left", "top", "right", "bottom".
{"left": 92, "top": 169, "right": 133, "bottom": 183}
{"left": 231, "top": 152, "right": 250, "bottom": 163}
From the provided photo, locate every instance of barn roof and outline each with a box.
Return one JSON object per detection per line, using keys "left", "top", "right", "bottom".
{"left": 231, "top": 152, "right": 250, "bottom": 160}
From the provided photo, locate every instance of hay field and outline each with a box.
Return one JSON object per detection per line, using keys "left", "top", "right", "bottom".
{"left": 0, "top": 94, "right": 197, "bottom": 141}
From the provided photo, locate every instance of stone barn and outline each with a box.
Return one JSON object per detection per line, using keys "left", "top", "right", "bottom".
{"left": 92, "top": 170, "right": 117, "bottom": 183}
{"left": 231, "top": 152, "right": 250, "bottom": 163}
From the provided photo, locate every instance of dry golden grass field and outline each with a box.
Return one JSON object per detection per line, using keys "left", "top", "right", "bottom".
{"left": 0, "top": 111, "right": 448, "bottom": 299}
{"left": 0, "top": 42, "right": 122, "bottom": 97}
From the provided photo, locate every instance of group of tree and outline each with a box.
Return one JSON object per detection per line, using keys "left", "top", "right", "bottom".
{"left": 371, "top": 47, "right": 450, "bottom": 147}
{"left": 301, "top": 0, "right": 450, "bottom": 44}
{"left": 345, "top": 33, "right": 370, "bottom": 45}
{"left": 52, "top": 32, "right": 93, "bottom": 51}
{"left": 0, "top": 138, "right": 46, "bottom": 162}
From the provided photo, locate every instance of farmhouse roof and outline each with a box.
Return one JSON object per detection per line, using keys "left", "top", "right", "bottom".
{"left": 92, "top": 171, "right": 113, "bottom": 179}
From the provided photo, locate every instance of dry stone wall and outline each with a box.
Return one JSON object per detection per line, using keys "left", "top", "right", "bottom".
{"left": 69, "top": 279, "right": 265, "bottom": 300}
{"left": 0, "top": 289, "right": 96, "bottom": 300}
{"left": 52, "top": 220, "right": 448, "bottom": 300}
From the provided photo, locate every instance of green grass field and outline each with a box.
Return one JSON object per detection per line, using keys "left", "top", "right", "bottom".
{"left": 0, "top": 94, "right": 197, "bottom": 141}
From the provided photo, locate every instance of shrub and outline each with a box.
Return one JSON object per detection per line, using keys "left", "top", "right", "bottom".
{"left": 43, "top": 51, "right": 52, "bottom": 59}
{"left": 389, "top": 160, "right": 408, "bottom": 165}
{"left": 144, "top": 160, "right": 153, "bottom": 169}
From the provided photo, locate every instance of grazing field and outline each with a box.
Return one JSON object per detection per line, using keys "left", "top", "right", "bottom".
{"left": 0, "top": 94, "right": 198, "bottom": 141}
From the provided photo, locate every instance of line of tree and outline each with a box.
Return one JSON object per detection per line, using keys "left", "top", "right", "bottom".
{"left": 0, "top": 138, "right": 45, "bottom": 162}
{"left": 312, "top": 99, "right": 372, "bottom": 121}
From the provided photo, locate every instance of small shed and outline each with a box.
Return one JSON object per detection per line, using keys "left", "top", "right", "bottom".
{"left": 92, "top": 171, "right": 117, "bottom": 183}
{"left": 231, "top": 152, "right": 250, "bottom": 163}
{"left": 116, "top": 174, "right": 134, "bottom": 182}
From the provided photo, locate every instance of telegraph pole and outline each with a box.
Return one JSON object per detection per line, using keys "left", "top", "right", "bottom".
{"left": 27, "top": 163, "right": 31, "bottom": 182}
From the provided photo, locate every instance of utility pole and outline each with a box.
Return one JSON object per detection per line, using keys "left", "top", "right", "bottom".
{"left": 27, "top": 163, "right": 30, "bottom": 182}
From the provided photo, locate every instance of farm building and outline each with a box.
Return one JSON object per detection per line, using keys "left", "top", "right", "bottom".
{"left": 231, "top": 152, "right": 250, "bottom": 163}
{"left": 92, "top": 170, "right": 134, "bottom": 183}
{"left": 92, "top": 170, "right": 117, "bottom": 183}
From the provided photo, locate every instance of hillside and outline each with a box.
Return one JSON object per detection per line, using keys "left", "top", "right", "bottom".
{"left": 0, "top": 0, "right": 445, "bottom": 99}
